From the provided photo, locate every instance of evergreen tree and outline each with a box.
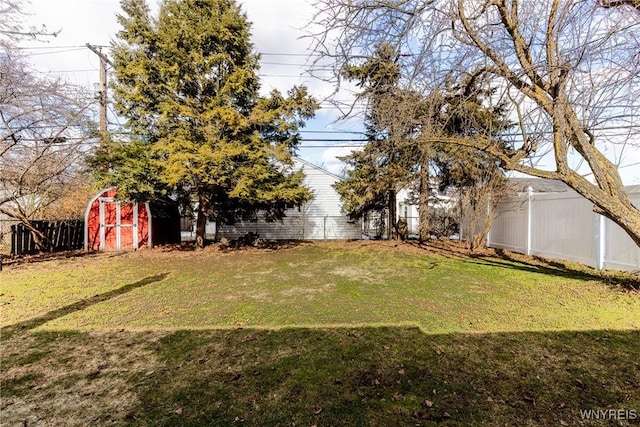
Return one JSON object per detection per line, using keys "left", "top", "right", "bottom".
{"left": 427, "top": 73, "right": 512, "bottom": 250}
{"left": 336, "top": 45, "right": 510, "bottom": 243}
{"left": 335, "top": 43, "right": 421, "bottom": 239}
{"left": 429, "top": 72, "right": 511, "bottom": 192}
{"left": 94, "top": 0, "right": 317, "bottom": 248}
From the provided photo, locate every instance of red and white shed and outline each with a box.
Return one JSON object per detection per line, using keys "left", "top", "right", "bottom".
{"left": 84, "top": 188, "right": 180, "bottom": 251}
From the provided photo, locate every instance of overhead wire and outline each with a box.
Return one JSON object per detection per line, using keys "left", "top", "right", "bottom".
{"left": 10, "top": 46, "right": 640, "bottom": 173}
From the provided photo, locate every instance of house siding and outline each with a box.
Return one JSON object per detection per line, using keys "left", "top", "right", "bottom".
{"left": 217, "top": 158, "right": 361, "bottom": 240}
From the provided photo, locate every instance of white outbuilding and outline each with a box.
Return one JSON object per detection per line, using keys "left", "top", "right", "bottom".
{"left": 215, "top": 157, "right": 361, "bottom": 240}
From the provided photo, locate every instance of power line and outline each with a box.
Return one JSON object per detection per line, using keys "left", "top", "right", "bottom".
{"left": 15, "top": 45, "right": 106, "bottom": 50}
{"left": 42, "top": 69, "right": 98, "bottom": 74}
{"left": 260, "top": 61, "right": 332, "bottom": 69}
{"left": 300, "top": 145, "right": 364, "bottom": 148}
{"left": 261, "top": 52, "right": 319, "bottom": 57}
{"left": 297, "top": 130, "right": 364, "bottom": 134}
{"left": 300, "top": 138, "right": 368, "bottom": 142}
{"left": 21, "top": 48, "right": 87, "bottom": 57}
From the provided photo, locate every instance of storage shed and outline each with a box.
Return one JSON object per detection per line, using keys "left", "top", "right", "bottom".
{"left": 85, "top": 188, "right": 180, "bottom": 251}
{"left": 216, "top": 158, "right": 362, "bottom": 240}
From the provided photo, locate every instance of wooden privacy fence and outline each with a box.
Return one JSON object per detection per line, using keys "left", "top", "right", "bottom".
{"left": 11, "top": 220, "right": 84, "bottom": 256}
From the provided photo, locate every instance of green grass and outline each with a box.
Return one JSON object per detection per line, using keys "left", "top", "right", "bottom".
{"left": 3, "top": 242, "right": 639, "bottom": 332}
{"left": 1, "top": 241, "right": 639, "bottom": 425}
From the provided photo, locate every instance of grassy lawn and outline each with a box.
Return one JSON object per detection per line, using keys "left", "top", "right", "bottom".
{"left": 1, "top": 241, "right": 639, "bottom": 425}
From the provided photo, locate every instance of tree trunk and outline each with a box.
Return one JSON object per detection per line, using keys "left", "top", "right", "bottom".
{"left": 388, "top": 189, "right": 398, "bottom": 240}
{"left": 24, "top": 221, "right": 51, "bottom": 252}
{"left": 0, "top": 207, "right": 51, "bottom": 251}
{"left": 418, "top": 153, "right": 430, "bottom": 242}
{"left": 603, "top": 206, "right": 640, "bottom": 249}
{"left": 195, "top": 194, "right": 209, "bottom": 249}
{"left": 572, "top": 181, "right": 640, "bottom": 250}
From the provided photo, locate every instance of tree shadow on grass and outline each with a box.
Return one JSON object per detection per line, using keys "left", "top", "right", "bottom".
{"left": 0, "top": 273, "right": 170, "bottom": 339}
{"left": 408, "top": 240, "right": 640, "bottom": 291}
{"left": 5, "top": 326, "right": 638, "bottom": 426}
{"left": 484, "top": 249, "right": 640, "bottom": 291}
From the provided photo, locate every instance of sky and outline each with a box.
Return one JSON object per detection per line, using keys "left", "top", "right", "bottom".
{"left": 15, "top": 0, "right": 640, "bottom": 184}
{"left": 18, "top": 0, "right": 364, "bottom": 175}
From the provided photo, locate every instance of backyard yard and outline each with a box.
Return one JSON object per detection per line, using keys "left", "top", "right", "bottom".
{"left": 1, "top": 241, "right": 639, "bottom": 426}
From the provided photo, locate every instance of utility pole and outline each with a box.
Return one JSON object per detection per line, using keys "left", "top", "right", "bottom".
{"left": 86, "top": 43, "right": 114, "bottom": 139}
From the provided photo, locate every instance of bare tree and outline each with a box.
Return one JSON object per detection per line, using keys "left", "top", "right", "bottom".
{"left": 456, "top": 171, "right": 510, "bottom": 252}
{"left": 309, "top": 0, "right": 640, "bottom": 248}
{"left": 0, "top": 0, "right": 60, "bottom": 47}
{"left": 1, "top": 2, "right": 96, "bottom": 250}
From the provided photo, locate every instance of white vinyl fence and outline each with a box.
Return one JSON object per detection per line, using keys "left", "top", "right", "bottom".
{"left": 488, "top": 185, "right": 640, "bottom": 271}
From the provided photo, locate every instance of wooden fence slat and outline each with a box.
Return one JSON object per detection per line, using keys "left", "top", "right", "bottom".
{"left": 10, "top": 220, "right": 85, "bottom": 256}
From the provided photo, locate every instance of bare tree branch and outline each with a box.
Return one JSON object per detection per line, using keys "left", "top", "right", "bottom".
{"left": 1, "top": 3, "right": 97, "bottom": 249}
{"left": 308, "top": 0, "right": 640, "bottom": 248}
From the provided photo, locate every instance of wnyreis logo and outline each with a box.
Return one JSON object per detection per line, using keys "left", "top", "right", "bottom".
{"left": 579, "top": 409, "right": 638, "bottom": 421}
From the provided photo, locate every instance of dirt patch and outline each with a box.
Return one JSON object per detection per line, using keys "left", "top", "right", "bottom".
{"left": 1, "top": 249, "right": 102, "bottom": 268}
{"left": 321, "top": 239, "right": 486, "bottom": 258}
{"left": 279, "top": 283, "right": 335, "bottom": 300}
{"left": 331, "top": 266, "right": 387, "bottom": 284}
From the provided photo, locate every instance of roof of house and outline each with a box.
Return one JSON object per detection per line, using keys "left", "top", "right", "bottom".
{"left": 508, "top": 177, "right": 571, "bottom": 193}
{"left": 293, "top": 156, "right": 344, "bottom": 181}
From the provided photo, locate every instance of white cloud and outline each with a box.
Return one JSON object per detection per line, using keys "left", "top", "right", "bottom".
{"left": 319, "top": 145, "right": 359, "bottom": 176}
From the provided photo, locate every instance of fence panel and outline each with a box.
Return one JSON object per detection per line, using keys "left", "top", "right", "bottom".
{"left": 603, "top": 188, "right": 640, "bottom": 270}
{"left": 530, "top": 193, "right": 596, "bottom": 266}
{"left": 486, "top": 185, "right": 640, "bottom": 272}
{"left": 217, "top": 214, "right": 361, "bottom": 241}
{"left": 218, "top": 215, "right": 304, "bottom": 240}
{"left": 487, "top": 197, "right": 528, "bottom": 253}
{"left": 9, "top": 220, "right": 84, "bottom": 256}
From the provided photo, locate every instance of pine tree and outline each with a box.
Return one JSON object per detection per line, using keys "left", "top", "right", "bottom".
{"left": 336, "top": 43, "right": 421, "bottom": 239}
{"left": 336, "top": 45, "right": 510, "bottom": 243}
{"left": 427, "top": 73, "right": 512, "bottom": 250}
{"left": 94, "top": 0, "right": 317, "bottom": 248}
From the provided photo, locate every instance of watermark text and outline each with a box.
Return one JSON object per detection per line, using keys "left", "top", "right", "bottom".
{"left": 580, "top": 408, "right": 637, "bottom": 421}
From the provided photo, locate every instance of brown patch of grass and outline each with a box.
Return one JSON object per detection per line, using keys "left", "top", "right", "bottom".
{"left": 1, "top": 249, "right": 98, "bottom": 268}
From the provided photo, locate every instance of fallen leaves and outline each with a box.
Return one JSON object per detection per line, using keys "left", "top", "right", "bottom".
{"left": 392, "top": 392, "right": 405, "bottom": 401}
{"left": 486, "top": 396, "right": 506, "bottom": 405}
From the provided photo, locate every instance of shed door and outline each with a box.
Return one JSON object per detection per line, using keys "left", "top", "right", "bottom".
{"left": 99, "top": 198, "right": 139, "bottom": 250}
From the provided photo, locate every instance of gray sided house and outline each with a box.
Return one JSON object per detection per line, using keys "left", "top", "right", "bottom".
{"left": 216, "top": 157, "right": 361, "bottom": 240}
